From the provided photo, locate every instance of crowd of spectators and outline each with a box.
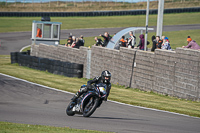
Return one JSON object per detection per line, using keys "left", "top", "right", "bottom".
{"left": 65, "top": 32, "right": 199, "bottom": 52}
{"left": 65, "top": 35, "right": 84, "bottom": 49}
{"left": 119, "top": 32, "right": 147, "bottom": 50}
{"left": 151, "top": 35, "right": 172, "bottom": 52}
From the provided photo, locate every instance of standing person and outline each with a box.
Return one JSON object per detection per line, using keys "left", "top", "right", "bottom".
{"left": 94, "top": 37, "right": 104, "bottom": 47}
{"left": 36, "top": 27, "right": 42, "bottom": 38}
{"left": 119, "top": 36, "right": 126, "bottom": 47}
{"left": 161, "top": 35, "right": 165, "bottom": 46}
{"left": 151, "top": 35, "right": 157, "bottom": 52}
{"left": 127, "top": 31, "right": 136, "bottom": 48}
{"left": 99, "top": 32, "right": 110, "bottom": 47}
{"left": 135, "top": 34, "right": 145, "bottom": 50}
{"left": 72, "top": 38, "right": 82, "bottom": 49}
{"left": 71, "top": 70, "right": 112, "bottom": 103}
{"left": 182, "top": 38, "right": 200, "bottom": 50}
{"left": 79, "top": 35, "right": 85, "bottom": 47}
{"left": 162, "top": 37, "right": 172, "bottom": 50}
{"left": 156, "top": 36, "right": 163, "bottom": 49}
{"left": 65, "top": 35, "right": 72, "bottom": 47}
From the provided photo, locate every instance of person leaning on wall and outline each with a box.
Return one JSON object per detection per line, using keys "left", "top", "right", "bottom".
{"left": 182, "top": 37, "right": 200, "bottom": 50}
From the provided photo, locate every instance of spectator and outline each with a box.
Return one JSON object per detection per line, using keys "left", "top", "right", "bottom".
{"left": 36, "top": 27, "right": 42, "bottom": 38}
{"left": 79, "top": 35, "right": 85, "bottom": 47}
{"left": 65, "top": 35, "right": 72, "bottom": 47}
{"left": 151, "top": 35, "right": 157, "bottom": 52}
{"left": 161, "top": 36, "right": 165, "bottom": 46}
{"left": 182, "top": 38, "right": 200, "bottom": 50}
{"left": 71, "top": 37, "right": 82, "bottom": 49}
{"left": 135, "top": 34, "right": 145, "bottom": 50}
{"left": 94, "top": 37, "right": 104, "bottom": 47}
{"left": 68, "top": 36, "right": 76, "bottom": 48}
{"left": 125, "top": 38, "right": 129, "bottom": 47}
{"left": 156, "top": 36, "right": 162, "bottom": 49}
{"left": 119, "top": 36, "right": 126, "bottom": 47}
{"left": 99, "top": 32, "right": 110, "bottom": 47}
{"left": 161, "top": 37, "right": 172, "bottom": 50}
{"left": 127, "top": 31, "right": 136, "bottom": 48}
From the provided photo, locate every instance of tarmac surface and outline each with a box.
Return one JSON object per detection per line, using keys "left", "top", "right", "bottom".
{"left": 1, "top": 24, "right": 200, "bottom": 132}
{"left": 0, "top": 74, "right": 200, "bottom": 133}
{"left": 0, "top": 24, "right": 200, "bottom": 55}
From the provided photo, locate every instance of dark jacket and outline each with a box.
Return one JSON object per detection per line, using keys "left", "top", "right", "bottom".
{"left": 157, "top": 39, "right": 163, "bottom": 49}
{"left": 101, "top": 35, "right": 110, "bottom": 47}
{"left": 87, "top": 76, "right": 111, "bottom": 98}
{"left": 79, "top": 39, "right": 85, "bottom": 47}
{"left": 95, "top": 38, "right": 104, "bottom": 46}
{"left": 151, "top": 35, "right": 157, "bottom": 52}
{"left": 137, "top": 34, "right": 145, "bottom": 50}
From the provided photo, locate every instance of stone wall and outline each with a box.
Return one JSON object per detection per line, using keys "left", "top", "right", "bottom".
{"left": 31, "top": 44, "right": 200, "bottom": 101}
{"left": 31, "top": 44, "right": 89, "bottom": 78}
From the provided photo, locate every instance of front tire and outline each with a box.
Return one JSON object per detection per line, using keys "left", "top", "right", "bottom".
{"left": 66, "top": 102, "right": 75, "bottom": 116}
{"left": 82, "top": 95, "right": 99, "bottom": 117}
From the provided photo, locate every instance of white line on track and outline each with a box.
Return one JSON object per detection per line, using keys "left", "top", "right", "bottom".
{"left": 0, "top": 72, "right": 199, "bottom": 120}
{"left": 20, "top": 45, "right": 31, "bottom": 52}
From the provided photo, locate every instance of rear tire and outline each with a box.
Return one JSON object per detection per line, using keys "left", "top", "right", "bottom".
{"left": 66, "top": 102, "right": 75, "bottom": 116}
{"left": 82, "top": 95, "right": 99, "bottom": 117}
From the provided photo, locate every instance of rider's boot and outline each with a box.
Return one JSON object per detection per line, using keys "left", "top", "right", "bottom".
{"left": 71, "top": 91, "right": 81, "bottom": 103}
{"left": 71, "top": 86, "right": 87, "bottom": 103}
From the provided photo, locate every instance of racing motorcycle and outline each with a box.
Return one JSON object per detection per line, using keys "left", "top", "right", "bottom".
{"left": 66, "top": 83, "right": 107, "bottom": 117}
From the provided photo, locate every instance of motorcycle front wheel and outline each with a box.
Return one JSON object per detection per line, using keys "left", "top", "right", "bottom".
{"left": 82, "top": 95, "right": 99, "bottom": 117}
{"left": 66, "top": 102, "right": 75, "bottom": 116}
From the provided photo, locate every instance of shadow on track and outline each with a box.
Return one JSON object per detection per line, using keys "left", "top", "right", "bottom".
{"left": 76, "top": 116, "right": 149, "bottom": 121}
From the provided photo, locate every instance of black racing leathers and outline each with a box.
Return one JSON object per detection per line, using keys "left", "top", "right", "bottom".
{"left": 75, "top": 76, "right": 111, "bottom": 101}
{"left": 87, "top": 76, "right": 111, "bottom": 100}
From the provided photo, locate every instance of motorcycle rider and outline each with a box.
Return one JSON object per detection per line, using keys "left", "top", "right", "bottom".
{"left": 71, "top": 70, "right": 112, "bottom": 103}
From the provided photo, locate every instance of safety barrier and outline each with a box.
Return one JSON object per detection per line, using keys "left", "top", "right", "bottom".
{"left": 10, "top": 51, "right": 83, "bottom": 78}
{"left": 1, "top": 7, "right": 200, "bottom": 17}
{"left": 30, "top": 43, "right": 200, "bottom": 101}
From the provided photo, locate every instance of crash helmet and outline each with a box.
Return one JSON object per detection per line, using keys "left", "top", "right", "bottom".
{"left": 101, "top": 70, "right": 111, "bottom": 83}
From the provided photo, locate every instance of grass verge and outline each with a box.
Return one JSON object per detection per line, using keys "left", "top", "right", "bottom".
{"left": 0, "top": 12, "right": 200, "bottom": 33}
{"left": 0, "top": 55, "right": 200, "bottom": 118}
{"left": 0, "top": 121, "right": 112, "bottom": 133}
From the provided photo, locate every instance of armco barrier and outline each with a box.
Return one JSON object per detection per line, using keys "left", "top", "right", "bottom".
{"left": 1, "top": 7, "right": 200, "bottom": 17}
{"left": 31, "top": 43, "right": 200, "bottom": 101}
{"left": 10, "top": 52, "right": 83, "bottom": 78}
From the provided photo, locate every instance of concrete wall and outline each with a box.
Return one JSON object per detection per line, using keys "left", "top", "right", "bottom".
{"left": 31, "top": 44, "right": 200, "bottom": 101}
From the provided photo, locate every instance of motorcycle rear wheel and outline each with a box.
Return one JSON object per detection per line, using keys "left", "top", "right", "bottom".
{"left": 82, "top": 95, "right": 99, "bottom": 117}
{"left": 66, "top": 102, "right": 75, "bottom": 116}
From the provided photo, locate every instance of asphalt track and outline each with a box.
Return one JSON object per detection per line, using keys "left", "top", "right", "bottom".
{"left": 1, "top": 24, "right": 200, "bottom": 133}
{"left": 0, "top": 24, "right": 200, "bottom": 55}
{"left": 0, "top": 73, "right": 200, "bottom": 133}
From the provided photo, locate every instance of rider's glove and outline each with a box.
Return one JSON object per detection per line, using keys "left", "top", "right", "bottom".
{"left": 87, "top": 84, "right": 93, "bottom": 90}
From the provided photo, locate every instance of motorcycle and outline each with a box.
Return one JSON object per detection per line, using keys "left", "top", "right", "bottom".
{"left": 66, "top": 83, "right": 107, "bottom": 117}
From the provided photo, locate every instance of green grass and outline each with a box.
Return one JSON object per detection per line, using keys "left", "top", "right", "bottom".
{"left": 0, "top": 121, "right": 112, "bottom": 133}
{"left": 0, "top": 55, "right": 200, "bottom": 118}
{"left": 23, "top": 28, "right": 200, "bottom": 54}
{"left": 0, "top": 12, "right": 200, "bottom": 32}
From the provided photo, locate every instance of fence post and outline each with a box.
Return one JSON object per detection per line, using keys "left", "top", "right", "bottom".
{"left": 86, "top": 49, "right": 91, "bottom": 79}
{"left": 198, "top": 54, "right": 200, "bottom": 102}
{"left": 129, "top": 50, "right": 137, "bottom": 88}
